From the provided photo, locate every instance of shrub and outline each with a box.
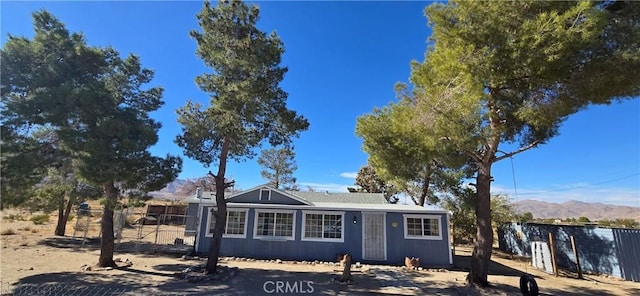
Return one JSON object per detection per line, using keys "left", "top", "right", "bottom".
{"left": 1, "top": 229, "right": 17, "bottom": 235}
{"left": 30, "top": 214, "right": 50, "bottom": 225}
{"left": 68, "top": 214, "right": 75, "bottom": 221}
{"left": 2, "top": 214, "right": 25, "bottom": 221}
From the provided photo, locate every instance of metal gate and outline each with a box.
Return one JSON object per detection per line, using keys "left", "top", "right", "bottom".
{"left": 363, "top": 213, "right": 386, "bottom": 261}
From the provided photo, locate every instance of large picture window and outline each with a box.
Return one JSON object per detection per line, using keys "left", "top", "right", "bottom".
{"left": 403, "top": 214, "right": 442, "bottom": 240}
{"left": 254, "top": 210, "right": 295, "bottom": 240}
{"left": 206, "top": 208, "right": 248, "bottom": 238}
{"left": 302, "top": 211, "right": 344, "bottom": 242}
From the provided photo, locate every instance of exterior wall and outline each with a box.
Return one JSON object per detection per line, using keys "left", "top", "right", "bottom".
{"left": 197, "top": 206, "right": 361, "bottom": 262}
{"left": 227, "top": 189, "right": 306, "bottom": 205}
{"left": 498, "top": 223, "right": 637, "bottom": 281}
{"left": 386, "top": 212, "right": 451, "bottom": 267}
{"left": 194, "top": 205, "right": 452, "bottom": 267}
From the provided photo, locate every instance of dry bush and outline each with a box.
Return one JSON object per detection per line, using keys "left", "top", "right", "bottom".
{"left": 30, "top": 214, "right": 50, "bottom": 225}
{"left": 2, "top": 214, "right": 26, "bottom": 221}
{"left": 1, "top": 228, "right": 17, "bottom": 235}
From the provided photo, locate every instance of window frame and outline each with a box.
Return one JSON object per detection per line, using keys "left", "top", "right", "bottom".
{"left": 205, "top": 208, "right": 249, "bottom": 238}
{"left": 259, "top": 189, "right": 271, "bottom": 201}
{"left": 403, "top": 214, "right": 443, "bottom": 240}
{"left": 301, "top": 211, "right": 345, "bottom": 243}
{"left": 253, "top": 209, "right": 296, "bottom": 241}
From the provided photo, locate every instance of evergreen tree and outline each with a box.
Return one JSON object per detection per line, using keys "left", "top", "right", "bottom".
{"left": 176, "top": 0, "right": 309, "bottom": 274}
{"left": 409, "top": 1, "right": 640, "bottom": 285}
{"left": 1, "top": 11, "right": 181, "bottom": 267}
{"left": 257, "top": 147, "right": 298, "bottom": 189}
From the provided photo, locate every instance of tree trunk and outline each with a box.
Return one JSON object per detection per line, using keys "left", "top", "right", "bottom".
{"left": 206, "top": 140, "right": 230, "bottom": 275}
{"left": 54, "top": 194, "right": 74, "bottom": 236}
{"left": 467, "top": 166, "right": 493, "bottom": 287}
{"left": 98, "top": 181, "right": 117, "bottom": 267}
{"left": 418, "top": 169, "right": 431, "bottom": 207}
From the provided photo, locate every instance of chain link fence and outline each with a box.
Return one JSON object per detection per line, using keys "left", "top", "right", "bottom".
{"left": 71, "top": 207, "right": 197, "bottom": 255}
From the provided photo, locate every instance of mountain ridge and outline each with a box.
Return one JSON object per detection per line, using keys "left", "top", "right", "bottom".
{"left": 515, "top": 199, "right": 639, "bottom": 221}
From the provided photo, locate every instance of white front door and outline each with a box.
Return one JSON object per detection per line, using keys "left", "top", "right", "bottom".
{"left": 362, "top": 213, "right": 386, "bottom": 261}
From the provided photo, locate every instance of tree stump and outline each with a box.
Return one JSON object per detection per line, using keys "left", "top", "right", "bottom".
{"left": 339, "top": 254, "right": 352, "bottom": 283}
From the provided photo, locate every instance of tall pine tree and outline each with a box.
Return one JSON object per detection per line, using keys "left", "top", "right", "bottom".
{"left": 1, "top": 11, "right": 182, "bottom": 267}
{"left": 176, "top": 0, "right": 309, "bottom": 274}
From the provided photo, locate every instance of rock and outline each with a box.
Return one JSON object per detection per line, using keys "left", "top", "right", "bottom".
{"left": 418, "top": 267, "right": 424, "bottom": 271}
{"left": 105, "top": 267, "right": 113, "bottom": 271}
{"left": 114, "top": 258, "right": 123, "bottom": 262}
{"left": 276, "top": 259, "right": 282, "bottom": 264}
{"left": 81, "top": 265, "right": 92, "bottom": 271}
{"left": 355, "top": 262, "right": 362, "bottom": 268}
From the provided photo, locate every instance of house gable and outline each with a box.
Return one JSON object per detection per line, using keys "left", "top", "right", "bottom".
{"left": 226, "top": 185, "right": 312, "bottom": 205}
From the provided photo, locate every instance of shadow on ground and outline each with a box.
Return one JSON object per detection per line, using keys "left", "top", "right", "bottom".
{"left": 10, "top": 262, "right": 423, "bottom": 295}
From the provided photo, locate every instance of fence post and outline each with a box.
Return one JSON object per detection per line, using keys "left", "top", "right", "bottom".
{"left": 548, "top": 232, "right": 558, "bottom": 276}
{"left": 570, "top": 235, "right": 583, "bottom": 279}
{"left": 154, "top": 216, "right": 161, "bottom": 251}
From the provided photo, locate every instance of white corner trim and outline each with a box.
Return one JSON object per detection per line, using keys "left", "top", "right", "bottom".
{"left": 447, "top": 212, "right": 453, "bottom": 265}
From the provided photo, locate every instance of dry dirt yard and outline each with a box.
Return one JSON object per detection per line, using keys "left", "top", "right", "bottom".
{"left": 1, "top": 210, "right": 639, "bottom": 295}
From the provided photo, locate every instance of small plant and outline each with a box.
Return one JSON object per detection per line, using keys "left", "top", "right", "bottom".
{"left": 2, "top": 214, "right": 25, "bottom": 221}
{"left": 31, "top": 228, "right": 39, "bottom": 233}
{"left": 68, "top": 214, "right": 76, "bottom": 221}
{"left": 19, "top": 226, "right": 32, "bottom": 232}
{"left": 1, "top": 229, "right": 17, "bottom": 235}
{"left": 30, "top": 214, "right": 50, "bottom": 225}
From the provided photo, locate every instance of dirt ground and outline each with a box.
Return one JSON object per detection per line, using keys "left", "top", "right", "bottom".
{"left": 1, "top": 210, "right": 639, "bottom": 295}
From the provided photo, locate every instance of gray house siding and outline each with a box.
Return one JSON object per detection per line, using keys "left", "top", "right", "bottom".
{"left": 195, "top": 205, "right": 452, "bottom": 267}
{"left": 498, "top": 223, "right": 638, "bottom": 281}
{"left": 197, "top": 207, "right": 361, "bottom": 262}
{"left": 386, "top": 212, "right": 451, "bottom": 267}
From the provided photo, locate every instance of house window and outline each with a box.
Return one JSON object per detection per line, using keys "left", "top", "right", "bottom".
{"left": 260, "top": 189, "right": 271, "bottom": 201}
{"left": 254, "top": 210, "right": 295, "bottom": 240}
{"left": 302, "top": 211, "right": 344, "bottom": 242}
{"left": 403, "top": 214, "right": 442, "bottom": 240}
{"left": 206, "top": 208, "right": 248, "bottom": 238}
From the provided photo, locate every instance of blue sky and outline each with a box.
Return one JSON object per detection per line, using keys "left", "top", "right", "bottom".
{"left": 2, "top": 1, "right": 638, "bottom": 207}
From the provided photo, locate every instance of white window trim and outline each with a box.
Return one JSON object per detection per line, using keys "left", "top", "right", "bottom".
{"left": 253, "top": 209, "right": 296, "bottom": 241}
{"left": 403, "top": 214, "right": 442, "bottom": 240}
{"left": 259, "top": 189, "right": 271, "bottom": 201}
{"left": 205, "top": 208, "right": 249, "bottom": 238}
{"left": 301, "top": 210, "right": 345, "bottom": 243}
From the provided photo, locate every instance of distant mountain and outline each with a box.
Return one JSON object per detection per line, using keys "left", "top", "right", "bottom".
{"left": 515, "top": 199, "right": 640, "bottom": 221}
{"left": 148, "top": 179, "right": 190, "bottom": 200}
